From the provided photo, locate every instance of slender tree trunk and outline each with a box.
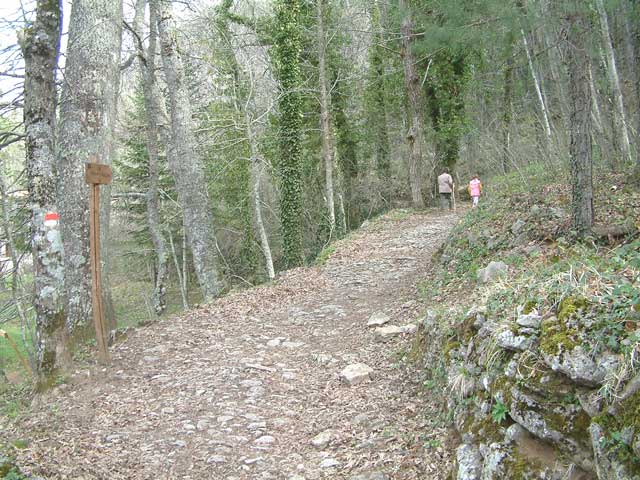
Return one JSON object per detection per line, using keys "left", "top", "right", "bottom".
{"left": 19, "top": 0, "right": 67, "bottom": 386}
{"left": 133, "top": 0, "right": 169, "bottom": 313}
{"left": 399, "top": 0, "right": 424, "bottom": 208}
{"left": 563, "top": 3, "right": 594, "bottom": 237}
{"left": 596, "top": 0, "right": 632, "bottom": 170}
{"left": 502, "top": 33, "right": 514, "bottom": 173}
{"left": 622, "top": 0, "right": 640, "bottom": 170}
{"left": 317, "top": 0, "right": 336, "bottom": 235}
{"left": 154, "top": 0, "right": 224, "bottom": 301}
{"left": 521, "top": 28, "right": 552, "bottom": 146}
{"left": 57, "top": 0, "right": 123, "bottom": 340}
{"left": 217, "top": 3, "right": 275, "bottom": 280}
{"left": 245, "top": 111, "right": 275, "bottom": 280}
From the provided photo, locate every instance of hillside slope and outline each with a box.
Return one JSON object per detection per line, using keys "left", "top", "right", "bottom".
{"left": 414, "top": 168, "right": 640, "bottom": 479}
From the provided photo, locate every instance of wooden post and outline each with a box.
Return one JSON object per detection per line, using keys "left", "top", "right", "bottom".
{"left": 85, "top": 161, "right": 112, "bottom": 364}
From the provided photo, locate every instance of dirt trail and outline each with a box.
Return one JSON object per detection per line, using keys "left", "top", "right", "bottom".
{"left": 8, "top": 210, "right": 458, "bottom": 480}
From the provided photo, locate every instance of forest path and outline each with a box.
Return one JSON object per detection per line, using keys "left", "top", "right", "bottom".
{"left": 11, "top": 210, "right": 459, "bottom": 480}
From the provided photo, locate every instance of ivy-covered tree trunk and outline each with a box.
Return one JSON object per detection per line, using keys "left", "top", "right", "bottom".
{"left": 154, "top": 0, "right": 224, "bottom": 300}
{"left": 272, "top": 0, "right": 304, "bottom": 267}
{"left": 133, "top": 0, "right": 169, "bottom": 314}
{"left": 563, "top": 2, "right": 593, "bottom": 237}
{"left": 317, "top": 0, "right": 336, "bottom": 236}
{"left": 57, "top": 0, "right": 123, "bottom": 340}
{"left": 399, "top": 0, "right": 424, "bottom": 208}
{"left": 18, "top": 0, "right": 66, "bottom": 386}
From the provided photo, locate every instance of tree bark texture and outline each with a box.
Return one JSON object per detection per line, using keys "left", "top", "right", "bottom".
{"left": 20, "top": 0, "right": 67, "bottom": 384}
{"left": 596, "top": 0, "right": 632, "bottom": 169}
{"left": 154, "top": 0, "right": 224, "bottom": 301}
{"left": 317, "top": 0, "right": 336, "bottom": 236}
{"left": 399, "top": 0, "right": 424, "bottom": 208}
{"left": 133, "top": 0, "right": 170, "bottom": 313}
{"left": 563, "top": 5, "right": 594, "bottom": 236}
{"left": 57, "top": 0, "right": 123, "bottom": 339}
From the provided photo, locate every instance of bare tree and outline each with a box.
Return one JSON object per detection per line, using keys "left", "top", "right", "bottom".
{"left": 595, "top": 0, "right": 632, "bottom": 170}
{"left": 57, "top": 0, "right": 124, "bottom": 340}
{"left": 131, "top": 0, "right": 170, "bottom": 313}
{"left": 399, "top": 0, "right": 425, "bottom": 208}
{"left": 154, "top": 0, "right": 224, "bottom": 301}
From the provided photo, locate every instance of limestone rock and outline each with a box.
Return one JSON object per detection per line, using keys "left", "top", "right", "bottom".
{"left": 477, "top": 261, "right": 508, "bottom": 284}
{"left": 311, "top": 430, "right": 333, "bottom": 449}
{"left": 511, "top": 219, "right": 526, "bottom": 234}
{"left": 350, "top": 472, "right": 388, "bottom": 480}
{"left": 254, "top": 435, "right": 275, "bottom": 445}
{"left": 374, "top": 324, "right": 417, "bottom": 338}
{"left": 495, "top": 328, "right": 534, "bottom": 351}
{"left": 480, "top": 443, "right": 508, "bottom": 479}
{"left": 542, "top": 346, "right": 620, "bottom": 387}
{"left": 340, "top": 363, "right": 373, "bottom": 385}
{"left": 590, "top": 422, "right": 634, "bottom": 480}
{"left": 367, "top": 311, "right": 391, "bottom": 327}
{"left": 516, "top": 307, "right": 541, "bottom": 329}
{"left": 319, "top": 458, "right": 340, "bottom": 468}
{"left": 455, "top": 443, "right": 481, "bottom": 480}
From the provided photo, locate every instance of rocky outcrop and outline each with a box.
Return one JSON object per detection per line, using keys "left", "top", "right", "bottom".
{"left": 445, "top": 301, "right": 637, "bottom": 480}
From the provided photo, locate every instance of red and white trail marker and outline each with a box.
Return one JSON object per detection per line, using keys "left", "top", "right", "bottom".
{"left": 44, "top": 212, "right": 59, "bottom": 228}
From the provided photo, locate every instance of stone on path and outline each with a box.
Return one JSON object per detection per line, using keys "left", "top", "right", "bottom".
{"left": 320, "top": 458, "right": 340, "bottom": 468}
{"left": 367, "top": 311, "right": 390, "bottom": 327}
{"left": 374, "top": 324, "right": 417, "bottom": 338}
{"left": 311, "top": 430, "right": 333, "bottom": 449}
{"left": 350, "top": 473, "right": 388, "bottom": 480}
{"left": 206, "top": 455, "right": 227, "bottom": 464}
{"left": 254, "top": 435, "right": 275, "bottom": 445}
{"left": 340, "top": 363, "right": 374, "bottom": 385}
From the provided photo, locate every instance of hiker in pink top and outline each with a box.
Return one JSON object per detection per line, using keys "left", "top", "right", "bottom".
{"left": 468, "top": 175, "right": 482, "bottom": 208}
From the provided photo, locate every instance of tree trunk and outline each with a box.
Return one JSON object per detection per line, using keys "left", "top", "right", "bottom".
{"left": 521, "top": 28, "right": 553, "bottom": 147}
{"left": 399, "top": 0, "right": 424, "bottom": 208}
{"left": 563, "top": 4, "right": 594, "bottom": 237}
{"left": 154, "top": 0, "right": 224, "bottom": 301}
{"left": 317, "top": 0, "right": 336, "bottom": 236}
{"left": 57, "top": 0, "right": 123, "bottom": 340}
{"left": 245, "top": 111, "right": 276, "bottom": 280}
{"left": 217, "top": 3, "right": 275, "bottom": 280}
{"left": 133, "top": 0, "right": 169, "bottom": 313}
{"left": 19, "top": 0, "right": 67, "bottom": 386}
{"left": 502, "top": 33, "right": 514, "bottom": 173}
{"left": 596, "top": 0, "right": 632, "bottom": 170}
{"left": 622, "top": 0, "right": 640, "bottom": 176}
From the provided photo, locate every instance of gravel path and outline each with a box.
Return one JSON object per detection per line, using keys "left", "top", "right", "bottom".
{"left": 8, "top": 210, "right": 458, "bottom": 480}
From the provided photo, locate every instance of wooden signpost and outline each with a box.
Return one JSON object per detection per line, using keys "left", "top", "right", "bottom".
{"left": 85, "top": 160, "right": 112, "bottom": 364}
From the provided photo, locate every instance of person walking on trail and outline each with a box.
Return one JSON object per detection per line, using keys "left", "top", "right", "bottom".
{"left": 438, "top": 171, "right": 454, "bottom": 211}
{"left": 468, "top": 175, "right": 482, "bottom": 208}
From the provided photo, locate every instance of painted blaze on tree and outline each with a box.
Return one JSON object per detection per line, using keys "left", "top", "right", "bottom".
{"left": 272, "top": 0, "right": 304, "bottom": 267}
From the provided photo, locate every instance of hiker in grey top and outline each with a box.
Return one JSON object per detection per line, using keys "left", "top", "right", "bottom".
{"left": 438, "top": 171, "right": 454, "bottom": 210}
